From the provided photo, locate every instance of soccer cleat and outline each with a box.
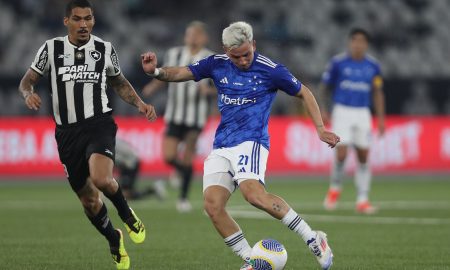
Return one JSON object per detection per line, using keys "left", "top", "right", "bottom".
{"left": 307, "top": 231, "right": 333, "bottom": 270}
{"left": 323, "top": 189, "right": 341, "bottom": 210}
{"left": 356, "top": 201, "right": 378, "bottom": 214}
{"left": 176, "top": 199, "right": 192, "bottom": 213}
{"left": 110, "top": 229, "right": 130, "bottom": 270}
{"left": 124, "top": 208, "right": 146, "bottom": 244}
{"left": 239, "top": 259, "right": 254, "bottom": 270}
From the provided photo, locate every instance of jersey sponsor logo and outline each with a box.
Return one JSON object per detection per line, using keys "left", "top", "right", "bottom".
{"left": 220, "top": 94, "right": 256, "bottom": 105}
{"left": 58, "top": 54, "right": 71, "bottom": 59}
{"left": 89, "top": 50, "right": 101, "bottom": 61}
{"left": 58, "top": 64, "right": 101, "bottom": 83}
{"left": 36, "top": 50, "right": 48, "bottom": 72}
{"left": 340, "top": 80, "right": 370, "bottom": 92}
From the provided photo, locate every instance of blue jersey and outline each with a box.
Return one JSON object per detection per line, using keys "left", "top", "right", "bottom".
{"left": 322, "top": 53, "right": 382, "bottom": 108}
{"left": 188, "top": 53, "right": 301, "bottom": 149}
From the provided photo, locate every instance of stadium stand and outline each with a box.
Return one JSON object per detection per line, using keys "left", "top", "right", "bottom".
{"left": 1, "top": 0, "right": 449, "bottom": 115}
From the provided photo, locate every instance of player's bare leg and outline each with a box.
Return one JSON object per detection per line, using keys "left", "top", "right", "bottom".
{"left": 324, "top": 144, "right": 348, "bottom": 210}
{"left": 355, "top": 147, "right": 377, "bottom": 214}
{"left": 238, "top": 180, "right": 290, "bottom": 218}
{"left": 89, "top": 153, "right": 118, "bottom": 194}
{"left": 204, "top": 185, "right": 253, "bottom": 262}
{"left": 239, "top": 179, "right": 333, "bottom": 269}
{"left": 89, "top": 153, "right": 145, "bottom": 244}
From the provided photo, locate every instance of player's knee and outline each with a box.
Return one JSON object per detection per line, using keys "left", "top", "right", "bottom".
{"left": 80, "top": 195, "right": 101, "bottom": 214}
{"left": 92, "top": 176, "right": 117, "bottom": 194}
{"left": 336, "top": 152, "right": 347, "bottom": 162}
{"left": 204, "top": 197, "right": 224, "bottom": 220}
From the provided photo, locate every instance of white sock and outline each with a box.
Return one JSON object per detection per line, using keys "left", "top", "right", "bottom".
{"left": 355, "top": 162, "right": 371, "bottom": 203}
{"left": 224, "top": 230, "right": 252, "bottom": 260}
{"left": 330, "top": 159, "right": 345, "bottom": 190}
{"left": 281, "top": 208, "right": 316, "bottom": 243}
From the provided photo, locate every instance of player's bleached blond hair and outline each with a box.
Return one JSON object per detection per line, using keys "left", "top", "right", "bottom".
{"left": 222, "top": 21, "right": 253, "bottom": 49}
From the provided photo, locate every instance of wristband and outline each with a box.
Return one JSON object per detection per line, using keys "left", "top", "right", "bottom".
{"left": 147, "top": 68, "right": 160, "bottom": 77}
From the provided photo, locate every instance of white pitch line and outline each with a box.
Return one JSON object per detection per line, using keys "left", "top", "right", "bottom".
{"left": 227, "top": 201, "right": 450, "bottom": 211}
{"left": 228, "top": 210, "right": 450, "bottom": 225}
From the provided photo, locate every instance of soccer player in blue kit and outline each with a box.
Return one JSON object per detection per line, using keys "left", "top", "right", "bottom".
{"left": 321, "top": 28, "right": 385, "bottom": 214}
{"left": 141, "top": 22, "right": 340, "bottom": 270}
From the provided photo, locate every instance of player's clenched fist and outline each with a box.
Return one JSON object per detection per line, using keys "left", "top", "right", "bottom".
{"left": 25, "top": 92, "right": 42, "bottom": 111}
{"left": 141, "top": 52, "right": 158, "bottom": 75}
{"left": 138, "top": 102, "right": 157, "bottom": 122}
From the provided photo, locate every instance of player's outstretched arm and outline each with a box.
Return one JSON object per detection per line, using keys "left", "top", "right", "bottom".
{"left": 141, "top": 52, "right": 195, "bottom": 82}
{"left": 19, "top": 69, "right": 42, "bottom": 111}
{"left": 373, "top": 84, "right": 386, "bottom": 136}
{"left": 296, "top": 84, "right": 340, "bottom": 148}
{"left": 108, "top": 74, "right": 157, "bottom": 121}
{"left": 317, "top": 83, "right": 332, "bottom": 125}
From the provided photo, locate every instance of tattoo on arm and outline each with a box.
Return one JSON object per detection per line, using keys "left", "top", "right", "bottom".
{"left": 19, "top": 69, "right": 41, "bottom": 99}
{"left": 156, "top": 66, "right": 193, "bottom": 82}
{"left": 108, "top": 74, "right": 141, "bottom": 107}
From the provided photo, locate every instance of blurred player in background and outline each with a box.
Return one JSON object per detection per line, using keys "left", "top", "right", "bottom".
{"left": 141, "top": 21, "right": 339, "bottom": 270}
{"left": 115, "top": 139, "right": 166, "bottom": 200}
{"left": 142, "top": 21, "right": 215, "bottom": 212}
{"left": 320, "top": 28, "right": 385, "bottom": 214}
{"left": 18, "top": 1, "right": 155, "bottom": 268}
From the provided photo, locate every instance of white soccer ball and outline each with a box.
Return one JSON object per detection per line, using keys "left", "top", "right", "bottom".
{"left": 250, "top": 239, "right": 288, "bottom": 270}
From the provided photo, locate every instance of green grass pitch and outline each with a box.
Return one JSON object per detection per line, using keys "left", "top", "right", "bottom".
{"left": 0, "top": 176, "right": 449, "bottom": 269}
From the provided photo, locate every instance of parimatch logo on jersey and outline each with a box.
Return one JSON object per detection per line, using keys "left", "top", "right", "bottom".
{"left": 58, "top": 65, "right": 100, "bottom": 83}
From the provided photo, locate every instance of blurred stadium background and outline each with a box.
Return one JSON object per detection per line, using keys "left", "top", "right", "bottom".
{"left": 0, "top": 0, "right": 449, "bottom": 269}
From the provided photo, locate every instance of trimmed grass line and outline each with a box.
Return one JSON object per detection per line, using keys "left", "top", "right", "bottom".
{"left": 228, "top": 200, "right": 450, "bottom": 211}
{"left": 3, "top": 200, "right": 450, "bottom": 211}
{"left": 228, "top": 210, "right": 450, "bottom": 225}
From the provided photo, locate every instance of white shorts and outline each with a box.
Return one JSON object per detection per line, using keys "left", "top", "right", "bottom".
{"left": 332, "top": 104, "right": 372, "bottom": 149}
{"left": 203, "top": 141, "right": 269, "bottom": 193}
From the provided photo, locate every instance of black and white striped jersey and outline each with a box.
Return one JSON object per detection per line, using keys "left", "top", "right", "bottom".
{"left": 163, "top": 46, "right": 214, "bottom": 128}
{"left": 30, "top": 35, "right": 120, "bottom": 127}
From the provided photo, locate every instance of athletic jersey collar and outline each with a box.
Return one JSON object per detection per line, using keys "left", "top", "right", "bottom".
{"left": 346, "top": 51, "right": 367, "bottom": 63}
{"left": 65, "top": 34, "right": 95, "bottom": 50}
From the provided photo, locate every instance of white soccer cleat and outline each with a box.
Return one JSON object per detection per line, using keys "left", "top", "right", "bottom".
{"left": 176, "top": 199, "right": 192, "bottom": 213}
{"left": 307, "top": 231, "right": 333, "bottom": 270}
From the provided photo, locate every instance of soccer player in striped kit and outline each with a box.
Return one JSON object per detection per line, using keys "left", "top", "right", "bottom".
{"left": 320, "top": 28, "right": 385, "bottom": 214}
{"left": 142, "top": 21, "right": 215, "bottom": 212}
{"left": 142, "top": 21, "right": 339, "bottom": 270}
{"left": 18, "top": 1, "right": 155, "bottom": 268}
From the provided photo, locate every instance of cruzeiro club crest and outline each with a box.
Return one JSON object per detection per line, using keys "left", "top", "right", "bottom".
{"left": 89, "top": 50, "right": 101, "bottom": 61}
